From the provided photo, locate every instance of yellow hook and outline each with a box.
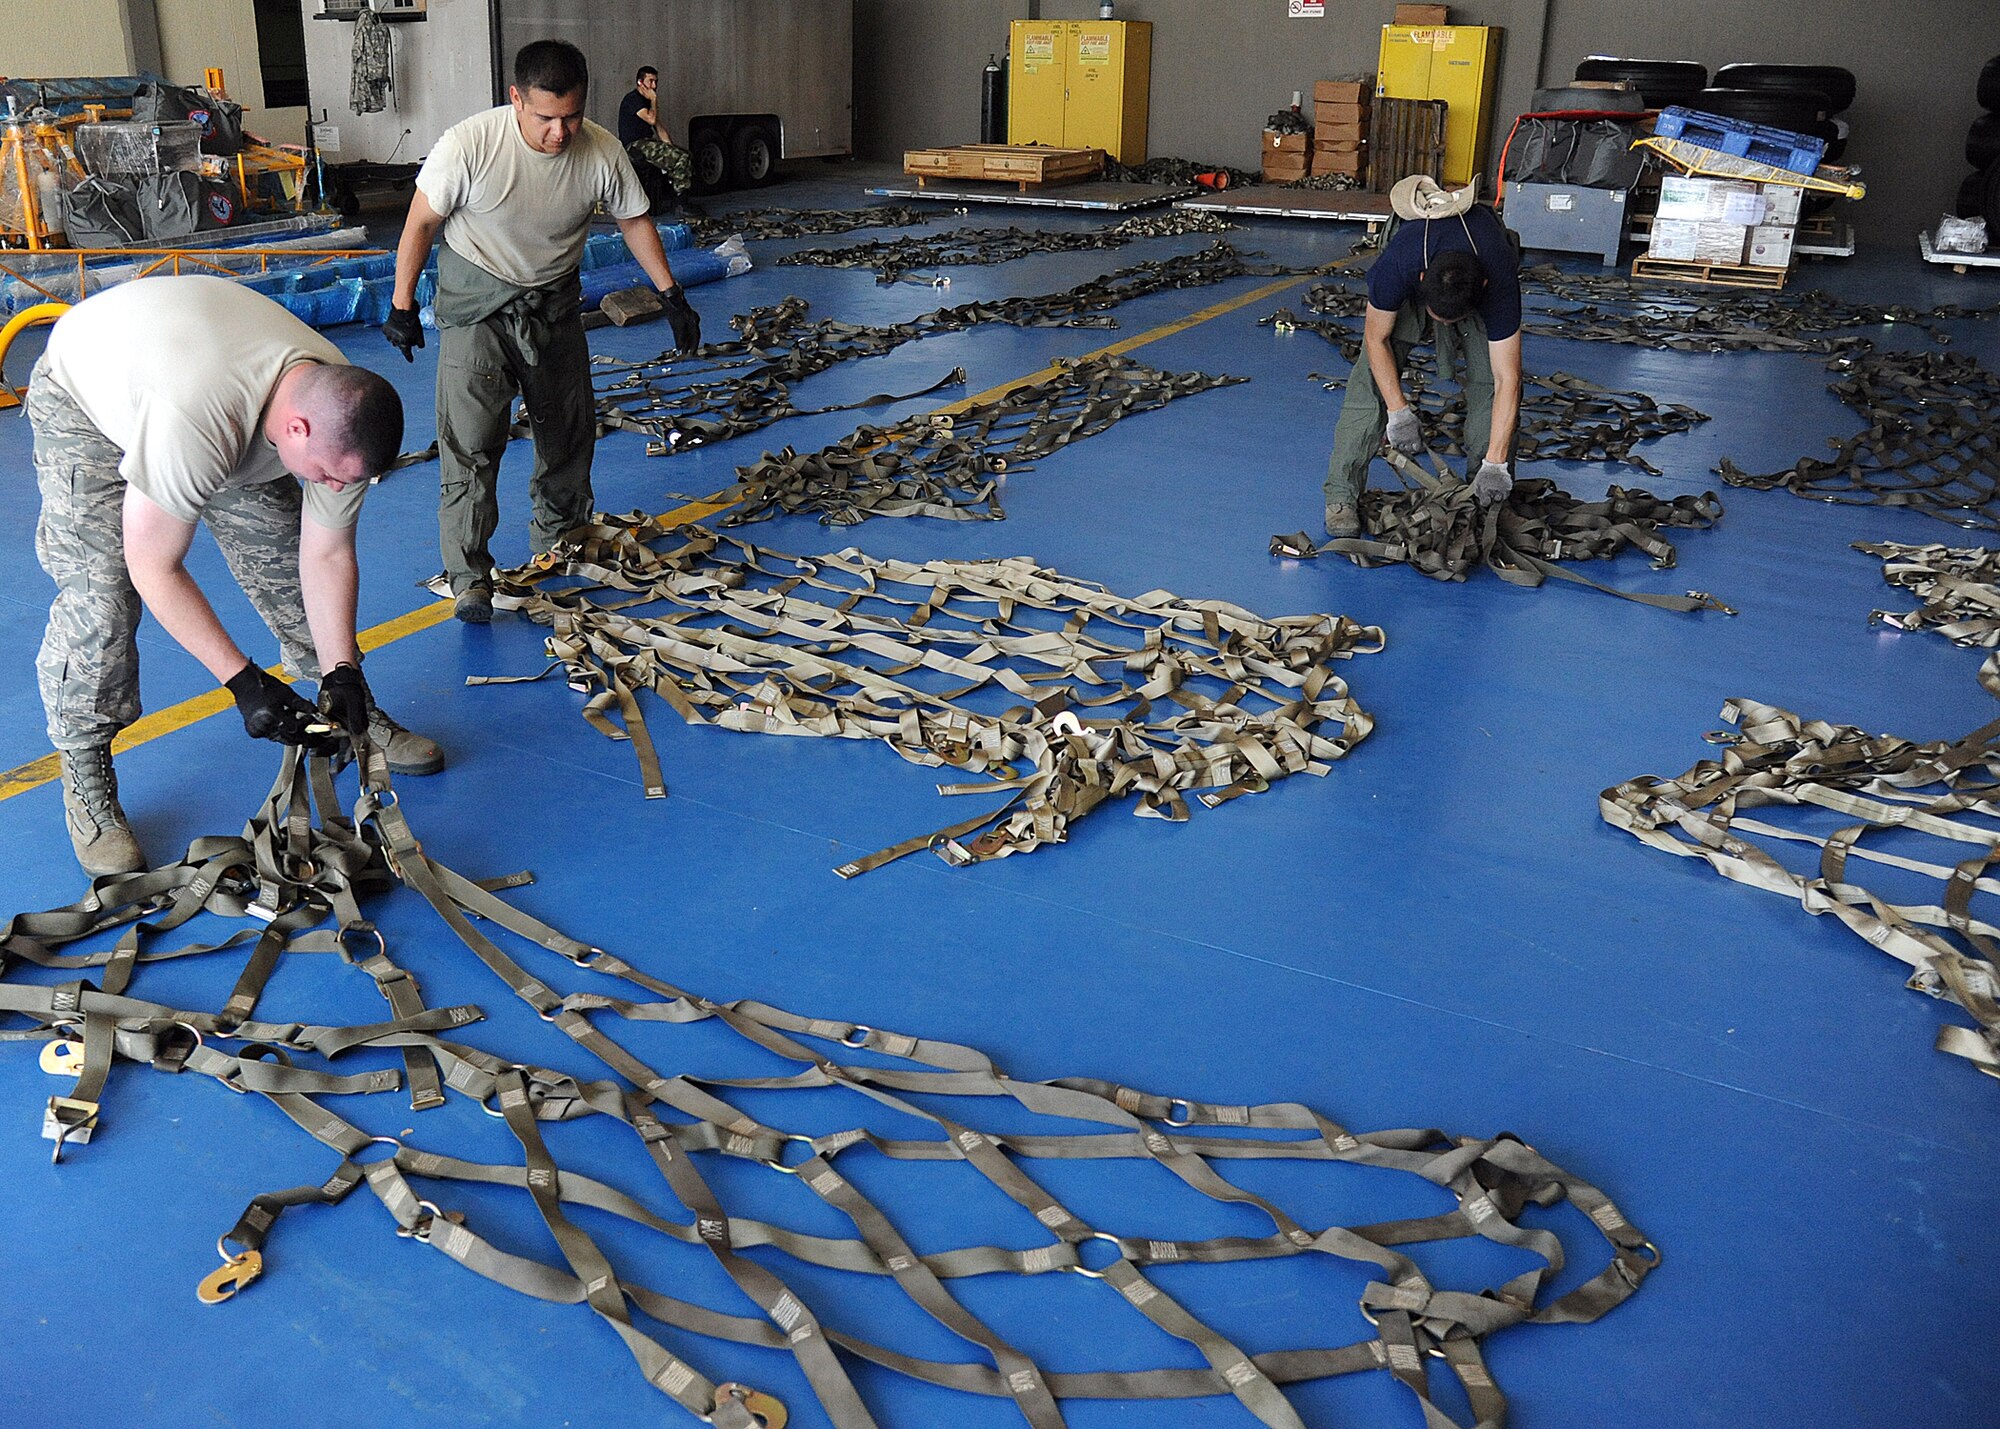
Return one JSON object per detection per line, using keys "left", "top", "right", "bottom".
{"left": 712, "top": 1383, "right": 787, "bottom": 1428}
{"left": 195, "top": 1248, "right": 264, "bottom": 1305}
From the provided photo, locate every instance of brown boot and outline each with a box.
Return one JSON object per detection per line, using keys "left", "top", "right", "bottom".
{"left": 366, "top": 707, "right": 445, "bottom": 776}
{"left": 59, "top": 745, "right": 145, "bottom": 876}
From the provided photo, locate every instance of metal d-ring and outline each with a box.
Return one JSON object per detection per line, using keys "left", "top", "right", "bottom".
{"left": 1162, "top": 1098, "right": 1195, "bottom": 1128}
{"left": 1064, "top": 1229, "right": 1126, "bottom": 1280}
{"left": 840, "top": 1025, "right": 873, "bottom": 1049}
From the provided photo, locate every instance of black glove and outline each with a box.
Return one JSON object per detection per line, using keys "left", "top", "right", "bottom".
{"left": 658, "top": 284, "right": 701, "bottom": 353}
{"left": 382, "top": 305, "right": 424, "bottom": 363}
{"left": 317, "top": 662, "right": 371, "bottom": 745}
{"left": 225, "top": 662, "right": 338, "bottom": 753}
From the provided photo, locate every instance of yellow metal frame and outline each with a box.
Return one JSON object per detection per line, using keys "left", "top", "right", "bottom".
{"left": 0, "top": 301, "right": 69, "bottom": 410}
{"left": 0, "top": 247, "right": 386, "bottom": 306}
{"left": 1636, "top": 135, "right": 1867, "bottom": 200}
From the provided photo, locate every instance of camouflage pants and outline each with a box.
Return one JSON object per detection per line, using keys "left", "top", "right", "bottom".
{"left": 29, "top": 357, "right": 320, "bottom": 751}
{"left": 628, "top": 139, "right": 693, "bottom": 195}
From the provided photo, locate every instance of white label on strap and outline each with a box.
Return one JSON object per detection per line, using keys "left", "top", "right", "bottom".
{"left": 1143, "top": 1132, "right": 1174, "bottom": 1156}
{"left": 790, "top": 1324, "right": 815, "bottom": 1343}
{"left": 516, "top": 980, "right": 546, "bottom": 1002}
{"left": 698, "top": 1216, "right": 727, "bottom": 1242}
{"left": 808, "top": 1170, "right": 845, "bottom": 1196}
{"left": 1009, "top": 1370, "right": 1039, "bottom": 1394}
{"left": 1215, "top": 1104, "right": 1251, "bottom": 1126}
{"left": 1115, "top": 1087, "right": 1144, "bottom": 1112}
{"left": 881, "top": 1033, "right": 918, "bottom": 1058}
{"left": 725, "top": 1134, "right": 758, "bottom": 1157}
{"left": 1119, "top": 1278, "right": 1158, "bottom": 1307}
{"left": 1223, "top": 1361, "right": 1258, "bottom": 1388}
{"left": 887, "top": 1254, "right": 915, "bottom": 1273}
{"left": 1588, "top": 1203, "right": 1629, "bottom": 1233}
{"left": 1035, "top": 1205, "right": 1071, "bottom": 1229}
{"left": 586, "top": 1275, "right": 610, "bottom": 1295}
{"left": 445, "top": 1061, "right": 480, "bottom": 1091}
{"left": 956, "top": 1130, "right": 986, "bottom": 1152}
{"left": 438, "top": 1223, "right": 474, "bottom": 1260}
{"left": 499, "top": 1087, "right": 529, "bottom": 1110}
{"left": 1018, "top": 1247, "right": 1053, "bottom": 1273}
{"left": 808, "top": 1019, "right": 844, "bottom": 1040}
{"left": 1389, "top": 1342, "right": 1422, "bottom": 1373}
{"left": 771, "top": 1294, "right": 805, "bottom": 1331}
{"left": 1332, "top": 1134, "right": 1360, "bottom": 1152}
{"left": 1465, "top": 1194, "right": 1497, "bottom": 1224}
{"left": 1287, "top": 1228, "right": 1314, "bottom": 1248}
{"left": 1459, "top": 1361, "right": 1493, "bottom": 1389}
{"left": 651, "top": 1358, "right": 694, "bottom": 1395}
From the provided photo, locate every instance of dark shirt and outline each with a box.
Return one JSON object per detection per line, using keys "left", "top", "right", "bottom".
{"left": 1365, "top": 204, "right": 1522, "bottom": 340}
{"left": 617, "top": 89, "right": 651, "bottom": 146}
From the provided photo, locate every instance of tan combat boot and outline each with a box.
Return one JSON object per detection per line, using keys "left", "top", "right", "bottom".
{"left": 366, "top": 707, "right": 445, "bottom": 777}
{"left": 59, "top": 745, "right": 145, "bottom": 876}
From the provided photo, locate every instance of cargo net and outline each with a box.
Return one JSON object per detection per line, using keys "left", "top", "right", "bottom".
{"left": 689, "top": 203, "right": 955, "bottom": 244}
{"left": 1104, "top": 155, "right": 1261, "bottom": 188}
{"left": 1518, "top": 264, "right": 2000, "bottom": 354}
{"left": 479, "top": 523, "right": 1376, "bottom": 871}
{"left": 1717, "top": 350, "right": 2000, "bottom": 532}
{"left": 720, "top": 353, "right": 1246, "bottom": 527}
{"left": 1854, "top": 539, "right": 2000, "bottom": 695}
{"left": 4, "top": 744, "right": 1657, "bottom": 1429}
{"left": 776, "top": 208, "right": 1237, "bottom": 284}
{"left": 570, "top": 242, "right": 1285, "bottom": 463}
{"left": 1270, "top": 451, "right": 1732, "bottom": 614}
{"left": 1601, "top": 698, "right": 2000, "bottom": 1082}
{"left": 1265, "top": 285, "right": 1712, "bottom": 477}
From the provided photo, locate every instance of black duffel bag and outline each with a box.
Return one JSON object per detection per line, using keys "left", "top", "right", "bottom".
{"left": 1505, "top": 117, "right": 1644, "bottom": 189}
{"left": 133, "top": 81, "right": 244, "bottom": 156}
{"left": 63, "top": 175, "right": 144, "bottom": 246}
{"left": 132, "top": 170, "right": 243, "bottom": 240}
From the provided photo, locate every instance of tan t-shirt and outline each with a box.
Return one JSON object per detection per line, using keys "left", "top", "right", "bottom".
{"left": 417, "top": 106, "right": 649, "bottom": 288}
{"left": 43, "top": 274, "right": 366, "bottom": 528}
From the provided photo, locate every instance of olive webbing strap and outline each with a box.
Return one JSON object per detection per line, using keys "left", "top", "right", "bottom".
{"left": 717, "top": 353, "right": 1248, "bottom": 527}
{"left": 388, "top": 242, "right": 1310, "bottom": 471}
{"left": 1601, "top": 698, "right": 2000, "bottom": 1080}
{"left": 687, "top": 204, "right": 956, "bottom": 245}
{"left": 3, "top": 743, "right": 1657, "bottom": 1426}
{"left": 1853, "top": 539, "right": 2000, "bottom": 696}
{"left": 776, "top": 208, "right": 1237, "bottom": 285}
{"left": 1516, "top": 263, "right": 2000, "bottom": 354}
{"left": 471, "top": 521, "right": 1381, "bottom": 872}
{"left": 1718, "top": 349, "right": 2000, "bottom": 533}
{"left": 1271, "top": 450, "right": 1733, "bottom": 614}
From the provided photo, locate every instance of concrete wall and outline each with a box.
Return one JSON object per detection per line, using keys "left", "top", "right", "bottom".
{"left": 299, "top": 0, "right": 494, "bottom": 163}
{"left": 852, "top": 0, "right": 1995, "bottom": 248}
{"left": 3, "top": 0, "right": 146, "bottom": 77}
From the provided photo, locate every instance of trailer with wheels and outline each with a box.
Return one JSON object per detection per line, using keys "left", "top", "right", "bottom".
{"left": 305, "top": 0, "right": 851, "bottom": 200}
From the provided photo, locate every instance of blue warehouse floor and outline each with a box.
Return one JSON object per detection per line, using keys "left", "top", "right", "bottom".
{"left": 0, "top": 165, "right": 1995, "bottom": 1429}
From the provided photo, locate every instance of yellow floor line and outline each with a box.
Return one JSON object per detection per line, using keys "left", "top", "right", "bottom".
{"left": 0, "top": 263, "right": 1326, "bottom": 805}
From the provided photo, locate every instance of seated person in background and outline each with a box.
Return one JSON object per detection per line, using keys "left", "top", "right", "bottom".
{"left": 1320, "top": 174, "right": 1523, "bottom": 538}
{"left": 619, "top": 64, "right": 695, "bottom": 212}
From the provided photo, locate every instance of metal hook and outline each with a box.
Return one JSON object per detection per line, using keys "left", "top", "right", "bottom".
{"left": 710, "top": 1383, "right": 787, "bottom": 1428}
{"left": 195, "top": 1247, "right": 264, "bottom": 1305}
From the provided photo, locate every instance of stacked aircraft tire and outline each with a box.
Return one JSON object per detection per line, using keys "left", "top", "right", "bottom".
{"left": 1959, "top": 55, "right": 2000, "bottom": 234}
{"left": 1572, "top": 57, "right": 1706, "bottom": 109}
{"left": 1704, "top": 64, "right": 1854, "bottom": 217}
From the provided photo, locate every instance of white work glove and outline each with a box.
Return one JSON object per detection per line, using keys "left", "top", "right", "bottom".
{"left": 1384, "top": 405, "right": 1425, "bottom": 456}
{"left": 1471, "top": 460, "right": 1514, "bottom": 505}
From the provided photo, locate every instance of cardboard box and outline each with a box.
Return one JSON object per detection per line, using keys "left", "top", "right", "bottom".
{"left": 1265, "top": 130, "right": 1309, "bottom": 154}
{"left": 1394, "top": 4, "right": 1449, "bottom": 23}
{"left": 1314, "top": 134, "right": 1365, "bottom": 155}
{"left": 1646, "top": 218, "right": 1702, "bottom": 262}
{"left": 1316, "top": 121, "right": 1367, "bottom": 145}
{"left": 1312, "top": 153, "right": 1365, "bottom": 176}
{"left": 1263, "top": 156, "right": 1310, "bottom": 179}
{"left": 1656, "top": 175, "right": 1764, "bottom": 226}
{"left": 1315, "top": 103, "right": 1368, "bottom": 126}
{"left": 1746, "top": 224, "right": 1796, "bottom": 268}
{"left": 1759, "top": 182, "right": 1803, "bottom": 226}
{"left": 1314, "top": 80, "right": 1369, "bottom": 105}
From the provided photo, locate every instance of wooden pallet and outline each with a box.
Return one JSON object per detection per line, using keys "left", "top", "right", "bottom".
{"left": 1631, "top": 254, "right": 1789, "bottom": 290}
{"left": 903, "top": 144, "right": 1105, "bottom": 191}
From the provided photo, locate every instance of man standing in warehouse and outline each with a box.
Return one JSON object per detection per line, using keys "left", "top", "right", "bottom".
{"left": 1320, "top": 175, "right": 1523, "bottom": 538}
{"left": 28, "top": 274, "right": 443, "bottom": 878}
{"left": 618, "top": 64, "right": 696, "bottom": 210}
{"left": 382, "top": 38, "right": 702, "bottom": 623}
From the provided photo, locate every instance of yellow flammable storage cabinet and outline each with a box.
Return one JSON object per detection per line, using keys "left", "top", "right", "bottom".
{"left": 1008, "top": 19, "right": 1152, "bottom": 164}
{"left": 1376, "top": 24, "right": 1501, "bottom": 186}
